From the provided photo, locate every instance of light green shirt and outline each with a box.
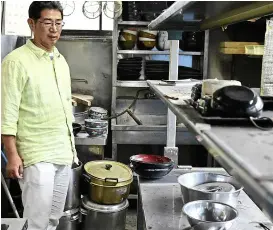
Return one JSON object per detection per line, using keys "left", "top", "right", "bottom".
{"left": 1, "top": 39, "right": 75, "bottom": 167}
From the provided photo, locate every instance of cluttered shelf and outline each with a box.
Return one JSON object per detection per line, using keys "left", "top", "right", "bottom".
{"left": 117, "top": 50, "right": 203, "bottom": 55}
{"left": 147, "top": 80, "right": 273, "bottom": 219}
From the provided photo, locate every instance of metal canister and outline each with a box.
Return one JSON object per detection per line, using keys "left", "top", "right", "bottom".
{"left": 56, "top": 208, "right": 80, "bottom": 230}
{"left": 64, "top": 162, "right": 83, "bottom": 211}
{"left": 83, "top": 160, "right": 133, "bottom": 204}
{"left": 81, "top": 196, "right": 128, "bottom": 230}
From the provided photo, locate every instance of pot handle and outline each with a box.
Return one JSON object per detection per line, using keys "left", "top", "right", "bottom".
{"left": 105, "top": 178, "right": 118, "bottom": 185}
{"left": 82, "top": 173, "right": 91, "bottom": 183}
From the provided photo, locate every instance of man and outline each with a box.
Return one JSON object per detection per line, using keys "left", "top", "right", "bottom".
{"left": 1, "top": 2, "right": 78, "bottom": 230}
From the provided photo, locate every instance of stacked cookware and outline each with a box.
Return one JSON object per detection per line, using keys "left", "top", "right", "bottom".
{"left": 57, "top": 162, "right": 83, "bottom": 230}
{"left": 84, "top": 107, "right": 109, "bottom": 138}
{"left": 81, "top": 160, "right": 133, "bottom": 230}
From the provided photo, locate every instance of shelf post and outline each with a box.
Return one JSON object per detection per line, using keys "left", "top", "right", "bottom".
{"left": 164, "top": 39, "right": 179, "bottom": 166}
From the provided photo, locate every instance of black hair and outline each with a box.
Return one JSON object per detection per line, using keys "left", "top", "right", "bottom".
{"left": 28, "top": 1, "right": 63, "bottom": 20}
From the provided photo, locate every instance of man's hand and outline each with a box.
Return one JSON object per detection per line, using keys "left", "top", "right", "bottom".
{"left": 6, "top": 154, "right": 23, "bottom": 179}
{"left": 2, "top": 135, "right": 23, "bottom": 179}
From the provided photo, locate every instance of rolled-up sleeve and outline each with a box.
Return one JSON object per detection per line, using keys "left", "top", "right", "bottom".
{"left": 1, "top": 60, "right": 27, "bottom": 136}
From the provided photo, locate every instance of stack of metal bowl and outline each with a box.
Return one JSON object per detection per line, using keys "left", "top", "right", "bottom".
{"left": 85, "top": 107, "right": 108, "bottom": 138}
{"left": 178, "top": 172, "right": 243, "bottom": 230}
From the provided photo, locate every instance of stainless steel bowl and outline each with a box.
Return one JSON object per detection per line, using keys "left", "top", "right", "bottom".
{"left": 183, "top": 200, "right": 238, "bottom": 230}
{"left": 178, "top": 172, "right": 243, "bottom": 208}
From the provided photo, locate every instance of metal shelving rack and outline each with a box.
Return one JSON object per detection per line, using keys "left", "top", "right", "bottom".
{"left": 146, "top": 1, "right": 273, "bottom": 220}
{"left": 111, "top": 17, "right": 208, "bottom": 162}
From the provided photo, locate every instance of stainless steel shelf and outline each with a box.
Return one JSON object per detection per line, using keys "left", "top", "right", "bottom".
{"left": 75, "top": 132, "right": 108, "bottom": 146}
{"left": 117, "top": 50, "right": 203, "bottom": 55}
{"left": 147, "top": 80, "right": 273, "bottom": 219}
{"left": 118, "top": 21, "right": 150, "bottom": 26}
{"left": 148, "top": 1, "right": 200, "bottom": 31}
{"left": 148, "top": 1, "right": 273, "bottom": 31}
{"left": 116, "top": 80, "right": 148, "bottom": 88}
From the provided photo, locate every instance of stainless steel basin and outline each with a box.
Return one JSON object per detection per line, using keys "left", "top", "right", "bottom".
{"left": 112, "top": 99, "right": 198, "bottom": 145}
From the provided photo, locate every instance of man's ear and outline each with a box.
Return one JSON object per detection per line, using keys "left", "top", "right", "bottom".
{"left": 27, "top": 18, "right": 35, "bottom": 32}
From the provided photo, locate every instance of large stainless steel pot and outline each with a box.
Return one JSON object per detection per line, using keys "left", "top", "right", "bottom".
{"left": 178, "top": 172, "right": 243, "bottom": 208}
{"left": 81, "top": 196, "right": 128, "bottom": 230}
{"left": 64, "top": 162, "right": 83, "bottom": 211}
{"left": 56, "top": 208, "right": 80, "bottom": 230}
{"left": 83, "top": 160, "right": 133, "bottom": 204}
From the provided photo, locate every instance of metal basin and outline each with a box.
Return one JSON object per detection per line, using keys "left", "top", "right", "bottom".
{"left": 178, "top": 172, "right": 243, "bottom": 208}
{"left": 183, "top": 200, "right": 238, "bottom": 230}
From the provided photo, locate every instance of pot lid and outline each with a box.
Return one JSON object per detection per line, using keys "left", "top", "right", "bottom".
{"left": 82, "top": 196, "right": 129, "bottom": 213}
{"left": 84, "top": 160, "right": 133, "bottom": 182}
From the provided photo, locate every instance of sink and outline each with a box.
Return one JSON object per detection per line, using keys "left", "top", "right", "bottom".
{"left": 1, "top": 224, "right": 9, "bottom": 230}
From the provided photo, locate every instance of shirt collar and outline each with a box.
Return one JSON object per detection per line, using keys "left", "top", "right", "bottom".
{"left": 26, "top": 39, "right": 60, "bottom": 59}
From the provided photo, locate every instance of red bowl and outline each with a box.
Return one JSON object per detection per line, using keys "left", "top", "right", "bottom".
{"left": 130, "top": 154, "right": 172, "bottom": 165}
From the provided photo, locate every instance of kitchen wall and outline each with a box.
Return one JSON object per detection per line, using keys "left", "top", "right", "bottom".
{"left": 1, "top": 35, "right": 18, "bottom": 61}
{"left": 56, "top": 39, "right": 113, "bottom": 110}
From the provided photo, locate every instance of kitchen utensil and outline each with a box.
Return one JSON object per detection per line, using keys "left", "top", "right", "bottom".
{"left": 139, "top": 30, "right": 157, "bottom": 39}
{"left": 118, "top": 40, "right": 135, "bottom": 50}
{"left": 89, "top": 107, "right": 108, "bottom": 119}
{"left": 137, "top": 37, "right": 156, "bottom": 50}
{"left": 83, "top": 160, "right": 133, "bottom": 204}
{"left": 183, "top": 200, "right": 238, "bottom": 230}
{"left": 85, "top": 126, "right": 107, "bottom": 137}
{"left": 212, "top": 85, "right": 264, "bottom": 118}
{"left": 56, "top": 208, "right": 80, "bottom": 230}
{"left": 178, "top": 172, "right": 243, "bottom": 208}
{"left": 157, "top": 31, "right": 171, "bottom": 50}
{"left": 72, "top": 123, "right": 82, "bottom": 136}
{"left": 85, "top": 119, "right": 108, "bottom": 128}
{"left": 130, "top": 154, "right": 174, "bottom": 179}
{"left": 82, "top": 1, "right": 102, "bottom": 19}
{"left": 64, "top": 162, "right": 83, "bottom": 211}
{"left": 81, "top": 196, "right": 128, "bottom": 230}
{"left": 103, "top": 1, "right": 122, "bottom": 19}
{"left": 118, "top": 57, "right": 142, "bottom": 62}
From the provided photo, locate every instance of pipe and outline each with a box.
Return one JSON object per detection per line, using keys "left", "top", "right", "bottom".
{"left": 200, "top": 2, "right": 273, "bottom": 30}
{"left": 126, "top": 109, "right": 143, "bottom": 125}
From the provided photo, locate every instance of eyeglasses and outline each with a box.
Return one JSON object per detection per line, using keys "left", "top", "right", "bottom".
{"left": 38, "top": 20, "right": 65, "bottom": 29}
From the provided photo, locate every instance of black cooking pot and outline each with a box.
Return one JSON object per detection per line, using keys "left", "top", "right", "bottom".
{"left": 130, "top": 154, "right": 174, "bottom": 179}
{"left": 72, "top": 123, "right": 82, "bottom": 136}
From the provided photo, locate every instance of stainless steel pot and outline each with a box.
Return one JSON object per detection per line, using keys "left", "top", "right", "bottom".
{"left": 64, "top": 162, "right": 83, "bottom": 211}
{"left": 178, "top": 172, "right": 243, "bottom": 208}
{"left": 81, "top": 196, "right": 128, "bottom": 230}
{"left": 83, "top": 160, "right": 133, "bottom": 204}
{"left": 56, "top": 208, "right": 80, "bottom": 230}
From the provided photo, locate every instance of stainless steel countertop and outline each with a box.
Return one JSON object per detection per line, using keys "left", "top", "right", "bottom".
{"left": 74, "top": 132, "right": 107, "bottom": 146}
{"left": 138, "top": 169, "right": 272, "bottom": 230}
{"left": 147, "top": 80, "right": 273, "bottom": 219}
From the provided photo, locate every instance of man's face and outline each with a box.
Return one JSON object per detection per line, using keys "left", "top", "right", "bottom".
{"left": 29, "top": 9, "right": 63, "bottom": 50}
